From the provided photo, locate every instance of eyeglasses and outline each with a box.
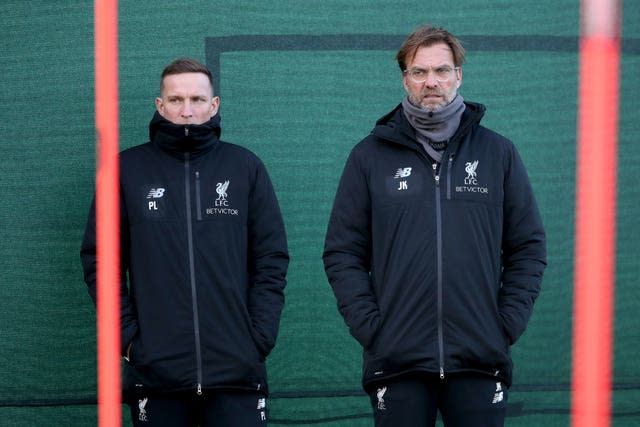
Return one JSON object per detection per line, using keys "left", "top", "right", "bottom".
{"left": 403, "top": 66, "right": 460, "bottom": 83}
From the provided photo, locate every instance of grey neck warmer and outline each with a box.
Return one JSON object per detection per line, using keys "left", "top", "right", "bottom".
{"left": 402, "top": 94, "right": 465, "bottom": 160}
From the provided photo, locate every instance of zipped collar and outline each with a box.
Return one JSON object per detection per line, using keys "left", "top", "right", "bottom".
{"left": 149, "top": 111, "right": 222, "bottom": 159}
{"left": 371, "top": 100, "right": 486, "bottom": 154}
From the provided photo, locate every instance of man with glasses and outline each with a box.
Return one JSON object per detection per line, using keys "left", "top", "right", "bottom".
{"left": 81, "top": 58, "right": 289, "bottom": 426}
{"left": 323, "top": 25, "right": 546, "bottom": 426}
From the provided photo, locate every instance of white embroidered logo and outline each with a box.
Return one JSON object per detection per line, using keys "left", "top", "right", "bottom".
{"left": 376, "top": 386, "right": 387, "bottom": 411}
{"left": 257, "top": 397, "right": 267, "bottom": 421}
{"left": 146, "top": 188, "right": 165, "bottom": 211}
{"left": 146, "top": 188, "right": 165, "bottom": 199}
{"left": 464, "top": 160, "right": 479, "bottom": 184}
{"left": 394, "top": 167, "right": 412, "bottom": 178}
{"left": 394, "top": 167, "right": 411, "bottom": 190}
{"left": 492, "top": 382, "right": 504, "bottom": 404}
{"left": 206, "top": 180, "right": 239, "bottom": 216}
{"left": 216, "top": 180, "right": 229, "bottom": 201}
{"left": 138, "top": 397, "right": 149, "bottom": 422}
{"left": 456, "top": 160, "right": 489, "bottom": 194}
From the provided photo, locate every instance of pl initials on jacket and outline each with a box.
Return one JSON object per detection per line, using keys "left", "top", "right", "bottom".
{"left": 81, "top": 112, "right": 289, "bottom": 397}
{"left": 323, "top": 101, "right": 546, "bottom": 390}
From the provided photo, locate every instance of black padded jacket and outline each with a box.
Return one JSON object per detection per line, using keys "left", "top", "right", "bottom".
{"left": 323, "top": 101, "right": 546, "bottom": 389}
{"left": 81, "top": 112, "right": 289, "bottom": 397}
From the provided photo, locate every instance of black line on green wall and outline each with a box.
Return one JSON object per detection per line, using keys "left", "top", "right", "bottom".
{"left": 205, "top": 34, "right": 640, "bottom": 91}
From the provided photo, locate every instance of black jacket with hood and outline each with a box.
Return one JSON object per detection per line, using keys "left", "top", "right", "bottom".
{"left": 81, "top": 112, "right": 289, "bottom": 397}
{"left": 323, "top": 101, "right": 546, "bottom": 389}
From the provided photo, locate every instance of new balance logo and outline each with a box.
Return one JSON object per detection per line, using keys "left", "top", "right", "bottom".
{"left": 146, "top": 188, "right": 165, "bottom": 199}
{"left": 394, "top": 167, "right": 412, "bottom": 178}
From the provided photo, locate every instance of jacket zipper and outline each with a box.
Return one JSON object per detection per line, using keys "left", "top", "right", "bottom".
{"left": 433, "top": 162, "right": 445, "bottom": 379}
{"left": 195, "top": 171, "right": 202, "bottom": 221}
{"left": 446, "top": 154, "right": 454, "bottom": 200}
{"left": 184, "top": 153, "right": 203, "bottom": 395}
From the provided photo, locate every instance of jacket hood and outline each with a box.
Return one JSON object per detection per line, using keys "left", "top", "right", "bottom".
{"left": 149, "top": 111, "right": 222, "bottom": 157}
{"left": 371, "top": 100, "right": 487, "bottom": 150}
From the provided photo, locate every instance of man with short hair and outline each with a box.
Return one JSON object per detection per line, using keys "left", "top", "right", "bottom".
{"left": 323, "top": 25, "right": 546, "bottom": 426}
{"left": 81, "top": 58, "right": 289, "bottom": 426}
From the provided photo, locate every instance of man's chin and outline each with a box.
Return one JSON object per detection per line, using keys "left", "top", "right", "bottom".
{"left": 420, "top": 103, "right": 443, "bottom": 112}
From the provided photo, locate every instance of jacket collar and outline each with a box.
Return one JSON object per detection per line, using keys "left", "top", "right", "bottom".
{"left": 371, "top": 100, "right": 486, "bottom": 151}
{"left": 148, "top": 111, "right": 221, "bottom": 159}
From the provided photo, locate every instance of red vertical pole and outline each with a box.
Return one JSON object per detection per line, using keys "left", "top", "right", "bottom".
{"left": 571, "top": 1, "right": 620, "bottom": 426}
{"left": 94, "top": 0, "right": 121, "bottom": 426}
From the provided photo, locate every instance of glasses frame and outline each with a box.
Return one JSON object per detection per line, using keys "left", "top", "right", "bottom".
{"left": 403, "top": 66, "right": 460, "bottom": 84}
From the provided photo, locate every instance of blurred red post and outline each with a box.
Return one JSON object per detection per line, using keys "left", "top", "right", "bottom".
{"left": 94, "top": 0, "right": 121, "bottom": 426}
{"left": 571, "top": 1, "right": 620, "bottom": 426}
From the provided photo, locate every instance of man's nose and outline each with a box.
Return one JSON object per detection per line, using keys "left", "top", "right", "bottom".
{"left": 181, "top": 102, "right": 193, "bottom": 117}
{"left": 424, "top": 70, "right": 439, "bottom": 86}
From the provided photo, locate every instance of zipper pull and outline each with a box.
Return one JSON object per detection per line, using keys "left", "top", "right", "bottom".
{"left": 440, "top": 367, "right": 445, "bottom": 380}
{"left": 184, "top": 127, "right": 189, "bottom": 136}
{"left": 197, "top": 383, "right": 202, "bottom": 395}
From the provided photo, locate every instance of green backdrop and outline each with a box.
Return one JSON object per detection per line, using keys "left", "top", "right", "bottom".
{"left": 1, "top": 1, "right": 638, "bottom": 425}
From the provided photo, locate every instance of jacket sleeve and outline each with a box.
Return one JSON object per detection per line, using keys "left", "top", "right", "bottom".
{"left": 246, "top": 162, "right": 289, "bottom": 358}
{"left": 323, "top": 148, "right": 381, "bottom": 349}
{"left": 79, "top": 192, "right": 139, "bottom": 356}
{"left": 499, "top": 145, "right": 547, "bottom": 345}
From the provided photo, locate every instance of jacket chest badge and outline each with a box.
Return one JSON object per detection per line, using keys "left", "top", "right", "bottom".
{"left": 394, "top": 167, "right": 412, "bottom": 191}
{"left": 146, "top": 187, "right": 165, "bottom": 211}
{"left": 457, "top": 160, "right": 489, "bottom": 194}
{"left": 215, "top": 180, "right": 230, "bottom": 206}
{"left": 464, "top": 160, "right": 479, "bottom": 185}
{"left": 206, "top": 180, "right": 239, "bottom": 216}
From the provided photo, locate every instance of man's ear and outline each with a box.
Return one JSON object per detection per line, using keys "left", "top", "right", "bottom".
{"left": 210, "top": 96, "right": 221, "bottom": 116}
{"left": 155, "top": 97, "right": 164, "bottom": 115}
{"left": 402, "top": 75, "right": 410, "bottom": 93}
